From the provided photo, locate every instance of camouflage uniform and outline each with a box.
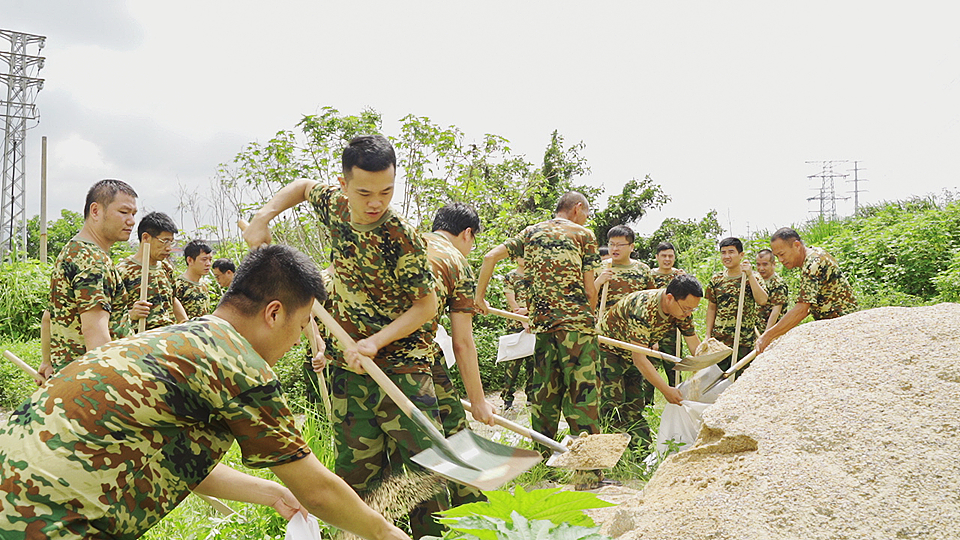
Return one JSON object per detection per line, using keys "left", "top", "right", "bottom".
{"left": 307, "top": 184, "right": 443, "bottom": 537}
{"left": 501, "top": 269, "right": 533, "bottom": 404}
{"left": 648, "top": 267, "right": 685, "bottom": 385}
{"left": 0, "top": 316, "right": 308, "bottom": 538}
{"left": 504, "top": 218, "right": 602, "bottom": 453}
{"left": 798, "top": 246, "right": 857, "bottom": 320}
{"left": 47, "top": 238, "right": 132, "bottom": 372}
{"left": 598, "top": 289, "right": 696, "bottom": 446}
{"left": 758, "top": 272, "right": 789, "bottom": 329}
{"left": 705, "top": 270, "right": 767, "bottom": 371}
{"left": 649, "top": 267, "right": 684, "bottom": 289}
{"left": 601, "top": 260, "right": 655, "bottom": 310}
{"left": 116, "top": 257, "right": 178, "bottom": 330}
{"left": 174, "top": 275, "right": 210, "bottom": 319}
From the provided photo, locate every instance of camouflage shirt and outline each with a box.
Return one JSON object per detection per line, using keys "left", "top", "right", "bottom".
{"left": 503, "top": 269, "right": 530, "bottom": 331}
{"left": 602, "top": 259, "right": 655, "bottom": 310}
{"left": 308, "top": 184, "right": 436, "bottom": 375}
{"left": 705, "top": 270, "right": 767, "bottom": 349}
{"left": 758, "top": 272, "right": 789, "bottom": 327}
{"left": 0, "top": 316, "right": 308, "bottom": 538}
{"left": 424, "top": 232, "right": 475, "bottom": 321}
{"left": 174, "top": 275, "right": 211, "bottom": 319}
{"left": 599, "top": 289, "right": 695, "bottom": 349}
{"left": 798, "top": 246, "right": 857, "bottom": 320}
{"left": 503, "top": 218, "right": 601, "bottom": 334}
{"left": 116, "top": 256, "right": 178, "bottom": 330}
{"left": 649, "top": 267, "right": 684, "bottom": 289}
{"left": 48, "top": 238, "right": 132, "bottom": 372}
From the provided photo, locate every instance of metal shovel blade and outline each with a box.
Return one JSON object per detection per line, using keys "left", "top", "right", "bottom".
{"left": 545, "top": 433, "right": 631, "bottom": 470}
{"left": 411, "top": 429, "right": 542, "bottom": 491}
{"left": 673, "top": 349, "right": 732, "bottom": 371}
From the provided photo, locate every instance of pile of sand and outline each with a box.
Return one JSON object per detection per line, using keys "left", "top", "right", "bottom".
{"left": 594, "top": 304, "right": 960, "bottom": 539}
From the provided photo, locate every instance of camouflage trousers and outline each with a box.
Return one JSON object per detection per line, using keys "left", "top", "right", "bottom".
{"left": 331, "top": 365, "right": 445, "bottom": 538}
{"left": 501, "top": 355, "right": 534, "bottom": 404}
{"left": 529, "top": 330, "right": 600, "bottom": 448}
{"left": 715, "top": 344, "right": 754, "bottom": 379}
{"left": 655, "top": 332, "right": 680, "bottom": 387}
{"left": 430, "top": 358, "right": 485, "bottom": 508}
{"left": 598, "top": 347, "right": 650, "bottom": 447}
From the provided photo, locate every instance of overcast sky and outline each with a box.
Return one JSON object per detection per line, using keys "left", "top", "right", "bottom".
{"left": 3, "top": 1, "right": 958, "bottom": 239}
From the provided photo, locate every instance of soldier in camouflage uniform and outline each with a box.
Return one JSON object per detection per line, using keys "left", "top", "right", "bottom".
{"left": 243, "top": 135, "right": 444, "bottom": 538}
{"left": 758, "top": 227, "right": 858, "bottom": 352}
{"left": 0, "top": 245, "right": 411, "bottom": 540}
{"left": 116, "top": 212, "right": 188, "bottom": 330}
{"left": 476, "top": 192, "right": 603, "bottom": 488}
{"left": 500, "top": 257, "right": 533, "bottom": 409}
{"left": 41, "top": 179, "right": 150, "bottom": 378}
{"left": 598, "top": 275, "right": 703, "bottom": 446}
{"left": 648, "top": 241, "right": 686, "bottom": 385}
{"left": 212, "top": 257, "right": 236, "bottom": 289}
{"left": 175, "top": 239, "right": 214, "bottom": 319}
{"left": 756, "top": 248, "right": 789, "bottom": 332}
{"left": 705, "top": 237, "right": 768, "bottom": 373}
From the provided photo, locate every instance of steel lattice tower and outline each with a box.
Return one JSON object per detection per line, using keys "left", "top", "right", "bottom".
{"left": 806, "top": 160, "right": 849, "bottom": 221}
{"left": 0, "top": 29, "right": 45, "bottom": 260}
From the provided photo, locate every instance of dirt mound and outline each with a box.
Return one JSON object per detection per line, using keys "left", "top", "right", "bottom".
{"left": 596, "top": 304, "right": 960, "bottom": 539}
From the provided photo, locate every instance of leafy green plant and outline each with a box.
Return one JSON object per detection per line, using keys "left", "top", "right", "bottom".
{"left": 0, "top": 260, "right": 49, "bottom": 340}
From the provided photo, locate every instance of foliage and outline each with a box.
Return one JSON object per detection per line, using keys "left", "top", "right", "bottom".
{"left": 0, "top": 340, "right": 42, "bottom": 410}
{"left": 592, "top": 176, "right": 670, "bottom": 243}
{"left": 26, "top": 209, "right": 84, "bottom": 261}
{"left": 426, "top": 512, "right": 610, "bottom": 540}
{"left": 638, "top": 210, "right": 724, "bottom": 273}
{"left": 0, "top": 260, "right": 49, "bottom": 340}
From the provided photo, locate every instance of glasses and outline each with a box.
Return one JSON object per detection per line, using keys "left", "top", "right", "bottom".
{"left": 677, "top": 302, "right": 698, "bottom": 315}
{"left": 154, "top": 238, "right": 176, "bottom": 246}
{"left": 608, "top": 242, "right": 632, "bottom": 248}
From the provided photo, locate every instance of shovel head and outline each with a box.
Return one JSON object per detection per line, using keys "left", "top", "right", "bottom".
{"left": 673, "top": 349, "right": 731, "bottom": 371}
{"left": 411, "top": 430, "right": 541, "bottom": 491}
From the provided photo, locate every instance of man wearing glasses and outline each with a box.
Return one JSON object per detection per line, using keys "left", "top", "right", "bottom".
{"left": 597, "top": 274, "right": 704, "bottom": 449}
{"left": 117, "top": 212, "right": 188, "bottom": 331}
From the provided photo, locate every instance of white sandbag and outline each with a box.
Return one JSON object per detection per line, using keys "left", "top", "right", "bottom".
{"left": 434, "top": 325, "right": 456, "bottom": 368}
{"left": 285, "top": 513, "right": 321, "bottom": 540}
{"left": 496, "top": 330, "right": 535, "bottom": 363}
{"left": 655, "top": 400, "right": 713, "bottom": 458}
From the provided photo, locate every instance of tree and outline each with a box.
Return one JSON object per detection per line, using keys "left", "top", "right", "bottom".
{"left": 639, "top": 210, "right": 723, "bottom": 270}
{"left": 26, "top": 209, "right": 84, "bottom": 260}
{"left": 592, "top": 175, "right": 670, "bottom": 243}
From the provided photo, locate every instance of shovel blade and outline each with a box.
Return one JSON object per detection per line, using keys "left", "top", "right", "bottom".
{"left": 674, "top": 349, "right": 731, "bottom": 371}
{"left": 411, "top": 430, "right": 541, "bottom": 491}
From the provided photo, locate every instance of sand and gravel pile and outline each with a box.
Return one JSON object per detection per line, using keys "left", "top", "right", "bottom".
{"left": 594, "top": 304, "right": 960, "bottom": 539}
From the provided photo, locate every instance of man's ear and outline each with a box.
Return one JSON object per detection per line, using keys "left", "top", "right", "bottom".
{"left": 263, "top": 300, "right": 283, "bottom": 328}
{"left": 338, "top": 176, "right": 347, "bottom": 191}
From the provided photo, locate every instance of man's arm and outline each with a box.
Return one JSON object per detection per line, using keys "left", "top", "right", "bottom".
{"left": 244, "top": 179, "right": 320, "bottom": 247}
{"left": 757, "top": 302, "right": 810, "bottom": 352}
{"left": 746, "top": 270, "right": 768, "bottom": 306}
{"left": 631, "top": 351, "right": 682, "bottom": 405}
{"left": 503, "top": 289, "right": 528, "bottom": 330}
{"left": 683, "top": 332, "right": 701, "bottom": 354}
{"left": 38, "top": 310, "right": 53, "bottom": 380}
{"left": 450, "top": 312, "right": 495, "bottom": 425}
{"left": 764, "top": 304, "right": 784, "bottom": 332}
{"left": 353, "top": 291, "right": 438, "bottom": 361}
{"left": 474, "top": 244, "right": 509, "bottom": 314}
{"left": 271, "top": 454, "right": 411, "bottom": 540}
{"left": 705, "top": 301, "right": 717, "bottom": 338}
{"left": 173, "top": 297, "right": 188, "bottom": 323}
{"left": 583, "top": 269, "right": 598, "bottom": 312}
{"left": 194, "top": 463, "right": 303, "bottom": 520}
{"left": 79, "top": 307, "right": 112, "bottom": 352}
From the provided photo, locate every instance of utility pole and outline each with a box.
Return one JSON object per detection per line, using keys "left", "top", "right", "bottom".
{"left": 847, "top": 161, "right": 868, "bottom": 215}
{"left": 806, "top": 160, "right": 849, "bottom": 221}
{"left": 0, "top": 29, "right": 46, "bottom": 261}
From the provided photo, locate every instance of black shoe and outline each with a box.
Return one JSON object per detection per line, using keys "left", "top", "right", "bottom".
{"left": 503, "top": 400, "right": 514, "bottom": 410}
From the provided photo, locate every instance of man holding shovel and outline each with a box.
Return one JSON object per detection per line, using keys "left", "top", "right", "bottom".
{"left": 649, "top": 241, "right": 686, "bottom": 385}
{"left": 243, "top": 135, "right": 445, "bottom": 538}
{"left": 0, "top": 245, "right": 410, "bottom": 540}
{"left": 756, "top": 248, "right": 789, "bottom": 332}
{"left": 757, "top": 228, "right": 857, "bottom": 352}
{"left": 598, "top": 274, "right": 704, "bottom": 448}
{"left": 705, "top": 237, "right": 767, "bottom": 374}
{"left": 41, "top": 179, "right": 150, "bottom": 378}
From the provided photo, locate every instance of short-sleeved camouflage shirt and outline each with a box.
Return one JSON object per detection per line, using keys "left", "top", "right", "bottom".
{"left": 48, "top": 238, "right": 131, "bottom": 372}
{"left": 308, "top": 184, "right": 436, "bottom": 375}
{"left": 649, "top": 267, "right": 683, "bottom": 289}
{"left": 0, "top": 316, "right": 308, "bottom": 538}
{"left": 503, "top": 269, "right": 530, "bottom": 331}
{"left": 174, "top": 275, "right": 211, "bottom": 319}
{"left": 705, "top": 270, "right": 767, "bottom": 349}
{"left": 117, "top": 257, "right": 178, "bottom": 330}
{"left": 503, "top": 218, "right": 601, "bottom": 334}
{"left": 797, "top": 246, "right": 857, "bottom": 320}
{"left": 599, "top": 289, "right": 695, "bottom": 349}
{"left": 758, "top": 272, "right": 789, "bottom": 326}
{"left": 424, "top": 232, "right": 475, "bottom": 320}
{"left": 602, "top": 259, "right": 655, "bottom": 309}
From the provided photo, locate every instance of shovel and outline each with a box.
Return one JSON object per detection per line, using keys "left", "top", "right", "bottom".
{"left": 702, "top": 349, "right": 759, "bottom": 393}
{"left": 311, "top": 303, "right": 541, "bottom": 491}
{"left": 461, "top": 399, "right": 629, "bottom": 470}
{"left": 485, "top": 307, "right": 730, "bottom": 371}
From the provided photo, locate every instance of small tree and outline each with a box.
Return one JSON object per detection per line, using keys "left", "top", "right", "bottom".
{"left": 26, "top": 209, "right": 84, "bottom": 260}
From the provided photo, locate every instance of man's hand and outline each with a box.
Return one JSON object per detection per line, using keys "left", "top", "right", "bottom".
{"left": 37, "top": 361, "right": 54, "bottom": 382}
{"left": 311, "top": 337, "right": 327, "bottom": 372}
{"left": 595, "top": 268, "right": 615, "bottom": 286}
{"left": 662, "top": 386, "right": 683, "bottom": 405}
{"left": 468, "top": 398, "right": 498, "bottom": 426}
{"left": 269, "top": 486, "right": 307, "bottom": 521}
{"left": 756, "top": 331, "right": 773, "bottom": 353}
{"left": 740, "top": 260, "right": 753, "bottom": 274}
{"left": 129, "top": 300, "right": 151, "bottom": 321}
{"left": 242, "top": 217, "right": 272, "bottom": 249}
{"left": 474, "top": 296, "right": 490, "bottom": 315}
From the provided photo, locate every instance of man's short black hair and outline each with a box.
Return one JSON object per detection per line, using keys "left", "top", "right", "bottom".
{"left": 184, "top": 239, "right": 213, "bottom": 262}
{"left": 718, "top": 237, "right": 744, "bottom": 253}
{"left": 771, "top": 227, "right": 803, "bottom": 244}
{"left": 607, "top": 225, "right": 635, "bottom": 244}
{"left": 342, "top": 134, "right": 396, "bottom": 178}
{"left": 666, "top": 273, "right": 703, "bottom": 300}
{"left": 84, "top": 179, "right": 137, "bottom": 219}
{"left": 757, "top": 248, "right": 775, "bottom": 262}
{"left": 137, "top": 212, "right": 178, "bottom": 241}
{"left": 555, "top": 191, "right": 587, "bottom": 214}
{"left": 656, "top": 241, "right": 676, "bottom": 254}
{"left": 221, "top": 245, "right": 326, "bottom": 316}
{"left": 432, "top": 202, "right": 481, "bottom": 236}
{"left": 213, "top": 258, "right": 236, "bottom": 273}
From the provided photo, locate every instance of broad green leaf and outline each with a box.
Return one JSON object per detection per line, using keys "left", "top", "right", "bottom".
{"left": 439, "top": 486, "right": 614, "bottom": 528}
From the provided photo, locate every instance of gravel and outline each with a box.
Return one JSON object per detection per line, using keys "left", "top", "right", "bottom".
{"left": 594, "top": 304, "right": 960, "bottom": 540}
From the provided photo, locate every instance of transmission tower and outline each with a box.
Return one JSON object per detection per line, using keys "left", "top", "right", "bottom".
{"left": 806, "top": 160, "right": 849, "bottom": 221}
{"left": 0, "top": 29, "right": 45, "bottom": 260}
{"left": 846, "top": 161, "right": 868, "bottom": 215}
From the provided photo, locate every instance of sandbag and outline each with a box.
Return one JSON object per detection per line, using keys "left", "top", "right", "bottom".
{"left": 285, "top": 513, "right": 321, "bottom": 540}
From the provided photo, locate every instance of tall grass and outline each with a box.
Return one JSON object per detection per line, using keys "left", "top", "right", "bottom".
{"left": 0, "top": 260, "right": 49, "bottom": 341}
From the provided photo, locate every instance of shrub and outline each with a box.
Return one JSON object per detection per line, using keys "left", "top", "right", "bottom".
{"left": 0, "top": 260, "right": 49, "bottom": 341}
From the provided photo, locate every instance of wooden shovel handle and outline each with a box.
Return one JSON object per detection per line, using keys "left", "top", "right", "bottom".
{"left": 461, "top": 398, "right": 568, "bottom": 454}
{"left": 138, "top": 240, "right": 151, "bottom": 333}
{"left": 731, "top": 271, "right": 747, "bottom": 363}
{"left": 3, "top": 350, "right": 45, "bottom": 385}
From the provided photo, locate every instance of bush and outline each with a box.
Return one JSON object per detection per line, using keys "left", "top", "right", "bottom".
{"left": 0, "top": 340, "right": 42, "bottom": 410}
{"left": 0, "top": 260, "right": 49, "bottom": 341}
